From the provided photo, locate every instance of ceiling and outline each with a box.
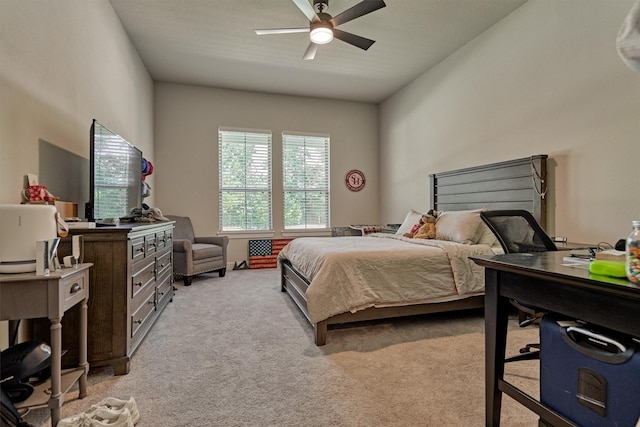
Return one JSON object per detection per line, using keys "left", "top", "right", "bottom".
{"left": 109, "top": 0, "right": 528, "bottom": 104}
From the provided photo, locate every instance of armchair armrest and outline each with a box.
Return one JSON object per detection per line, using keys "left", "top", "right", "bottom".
{"left": 173, "top": 238, "right": 193, "bottom": 253}
{"left": 194, "top": 236, "right": 229, "bottom": 248}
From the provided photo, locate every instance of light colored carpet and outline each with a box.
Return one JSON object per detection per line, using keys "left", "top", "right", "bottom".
{"left": 24, "top": 268, "right": 540, "bottom": 426}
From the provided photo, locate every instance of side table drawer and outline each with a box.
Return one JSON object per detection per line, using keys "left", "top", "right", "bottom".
{"left": 61, "top": 269, "right": 88, "bottom": 311}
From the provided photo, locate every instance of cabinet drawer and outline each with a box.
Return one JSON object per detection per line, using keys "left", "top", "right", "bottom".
{"left": 156, "top": 250, "right": 172, "bottom": 278}
{"left": 130, "top": 237, "right": 145, "bottom": 264}
{"left": 130, "top": 259, "right": 155, "bottom": 300}
{"left": 156, "top": 275, "right": 173, "bottom": 306}
{"left": 145, "top": 234, "right": 157, "bottom": 256}
{"left": 131, "top": 290, "right": 155, "bottom": 339}
{"left": 60, "top": 269, "right": 88, "bottom": 311}
{"left": 156, "top": 230, "right": 171, "bottom": 250}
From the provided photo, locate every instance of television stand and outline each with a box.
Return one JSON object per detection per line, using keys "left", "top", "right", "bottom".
{"left": 32, "top": 222, "right": 174, "bottom": 375}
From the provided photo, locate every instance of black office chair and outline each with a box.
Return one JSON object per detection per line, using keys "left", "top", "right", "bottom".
{"left": 480, "top": 209, "right": 558, "bottom": 363}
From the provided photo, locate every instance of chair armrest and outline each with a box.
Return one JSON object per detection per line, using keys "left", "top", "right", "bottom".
{"left": 173, "top": 238, "right": 193, "bottom": 253}
{"left": 194, "top": 236, "right": 229, "bottom": 248}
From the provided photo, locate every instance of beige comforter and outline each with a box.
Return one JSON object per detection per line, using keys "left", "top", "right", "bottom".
{"left": 278, "top": 234, "right": 495, "bottom": 323}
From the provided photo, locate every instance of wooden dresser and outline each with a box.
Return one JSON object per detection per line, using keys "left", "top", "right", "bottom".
{"left": 33, "top": 222, "right": 174, "bottom": 375}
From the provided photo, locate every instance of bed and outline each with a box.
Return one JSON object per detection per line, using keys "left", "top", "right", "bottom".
{"left": 279, "top": 155, "right": 549, "bottom": 345}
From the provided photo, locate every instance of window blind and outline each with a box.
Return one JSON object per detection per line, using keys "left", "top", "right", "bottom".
{"left": 282, "top": 132, "right": 330, "bottom": 230}
{"left": 219, "top": 129, "right": 272, "bottom": 232}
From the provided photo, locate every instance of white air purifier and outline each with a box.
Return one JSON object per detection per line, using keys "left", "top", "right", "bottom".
{"left": 0, "top": 204, "right": 58, "bottom": 273}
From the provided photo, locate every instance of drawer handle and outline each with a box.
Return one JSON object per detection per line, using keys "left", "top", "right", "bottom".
{"left": 136, "top": 247, "right": 144, "bottom": 253}
{"left": 158, "top": 291, "right": 164, "bottom": 296}
{"left": 149, "top": 243, "right": 156, "bottom": 248}
{"left": 159, "top": 263, "right": 166, "bottom": 268}
{"left": 135, "top": 281, "right": 143, "bottom": 287}
{"left": 148, "top": 300, "right": 154, "bottom": 305}
{"left": 134, "top": 319, "right": 142, "bottom": 325}
{"left": 70, "top": 283, "right": 82, "bottom": 295}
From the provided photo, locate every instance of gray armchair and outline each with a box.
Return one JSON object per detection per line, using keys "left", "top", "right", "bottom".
{"left": 167, "top": 215, "right": 228, "bottom": 286}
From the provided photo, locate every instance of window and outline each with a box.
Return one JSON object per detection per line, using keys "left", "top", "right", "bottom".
{"left": 283, "top": 132, "right": 330, "bottom": 230}
{"left": 219, "top": 128, "right": 272, "bottom": 232}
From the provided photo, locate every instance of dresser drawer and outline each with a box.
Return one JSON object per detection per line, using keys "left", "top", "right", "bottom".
{"left": 131, "top": 289, "right": 155, "bottom": 339}
{"left": 145, "top": 234, "right": 157, "bottom": 256}
{"left": 130, "top": 237, "right": 145, "bottom": 264}
{"left": 156, "top": 230, "right": 171, "bottom": 250}
{"left": 156, "top": 250, "right": 172, "bottom": 278}
{"left": 130, "top": 259, "right": 155, "bottom": 300}
{"left": 156, "top": 274, "right": 173, "bottom": 306}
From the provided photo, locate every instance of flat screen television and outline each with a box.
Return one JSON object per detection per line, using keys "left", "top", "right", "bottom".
{"left": 87, "top": 119, "right": 142, "bottom": 222}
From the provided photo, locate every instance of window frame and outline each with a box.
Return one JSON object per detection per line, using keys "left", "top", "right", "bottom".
{"left": 282, "top": 131, "right": 330, "bottom": 231}
{"left": 218, "top": 127, "right": 273, "bottom": 233}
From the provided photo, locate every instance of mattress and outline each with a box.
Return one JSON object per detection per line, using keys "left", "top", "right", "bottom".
{"left": 278, "top": 234, "right": 495, "bottom": 323}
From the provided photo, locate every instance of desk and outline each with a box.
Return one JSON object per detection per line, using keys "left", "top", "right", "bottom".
{"left": 470, "top": 252, "right": 640, "bottom": 427}
{"left": 0, "top": 264, "right": 91, "bottom": 426}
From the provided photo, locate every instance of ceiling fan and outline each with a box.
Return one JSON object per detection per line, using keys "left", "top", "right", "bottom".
{"left": 254, "top": 0, "right": 386, "bottom": 60}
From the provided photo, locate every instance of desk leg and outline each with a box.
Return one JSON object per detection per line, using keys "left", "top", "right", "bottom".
{"left": 49, "top": 318, "right": 62, "bottom": 427}
{"left": 485, "top": 269, "right": 509, "bottom": 427}
{"left": 78, "top": 296, "right": 89, "bottom": 398}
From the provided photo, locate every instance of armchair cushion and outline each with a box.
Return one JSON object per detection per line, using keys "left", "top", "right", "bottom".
{"left": 192, "top": 243, "right": 223, "bottom": 260}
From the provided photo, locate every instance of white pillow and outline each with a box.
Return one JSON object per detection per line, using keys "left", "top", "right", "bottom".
{"left": 435, "top": 209, "right": 484, "bottom": 244}
{"left": 395, "top": 209, "right": 424, "bottom": 236}
{"left": 476, "top": 221, "right": 499, "bottom": 247}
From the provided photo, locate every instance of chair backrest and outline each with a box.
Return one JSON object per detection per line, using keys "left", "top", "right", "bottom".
{"left": 480, "top": 210, "right": 557, "bottom": 254}
{"left": 166, "top": 215, "right": 195, "bottom": 243}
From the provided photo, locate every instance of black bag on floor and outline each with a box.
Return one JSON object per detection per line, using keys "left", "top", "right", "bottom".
{"left": 0, "top": 388, "right": 32, "bottom": 427}
{"left": 1, "top": 341, "right": 51, "bottom": 403}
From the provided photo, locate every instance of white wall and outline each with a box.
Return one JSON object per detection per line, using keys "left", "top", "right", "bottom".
{"left": 0, "top": 0, "right": 155, "bottom": 205}
{"left": 153, "top": 83, "right": 379, "bottom": 263}
{"left": 380, "top": 0, "right": 640, "bottom": 245}
{"left": 0, "top": 0, "right": 154, "bottom": 347}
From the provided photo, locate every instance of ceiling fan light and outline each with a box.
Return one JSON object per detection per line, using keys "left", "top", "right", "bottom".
{"left": 310, "top": 26, "right": 333, "bottom": 44}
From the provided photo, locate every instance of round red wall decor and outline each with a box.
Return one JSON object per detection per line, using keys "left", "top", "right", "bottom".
{"left": 345, "top": 169, "right": 366, "bottom": 192}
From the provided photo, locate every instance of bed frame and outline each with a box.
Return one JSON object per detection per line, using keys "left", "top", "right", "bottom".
{"left": 281, "top": 155, "right": 548, "bottom": 345}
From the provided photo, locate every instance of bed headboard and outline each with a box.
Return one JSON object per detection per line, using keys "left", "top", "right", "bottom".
{"left": 430, "top": 155, "right": 548, "bottom": 229}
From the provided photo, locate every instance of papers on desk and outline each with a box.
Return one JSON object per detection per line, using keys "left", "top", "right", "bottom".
{"left": 562, "top": 256, "right": 591, "bottom": 269}
{"left": 562, "top": 247, "right": 599, "bottom": 268}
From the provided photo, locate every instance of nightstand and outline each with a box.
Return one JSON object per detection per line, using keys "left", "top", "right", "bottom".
{"left": 0, "top": 264, "right": 91, "bottom": 426}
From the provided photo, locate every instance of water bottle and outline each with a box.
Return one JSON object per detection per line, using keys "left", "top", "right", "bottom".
{"left": 626, "top": 220, "right": 640, "bottom": 283}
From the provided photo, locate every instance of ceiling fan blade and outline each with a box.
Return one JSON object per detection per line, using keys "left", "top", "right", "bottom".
{"left": 303, "top": 42, "right": 318, "bottom": 60}
{"left": 332, "top": 28, "right": 375, "bottom": 51}
{"left": 292, "top": 0, "right": 319, "bottom": 22}
{"left": 331, "top": 0, "right": 386, "bottom": 27}
{"left": 255, "top": 28, "right": 309, "bottom": 35}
